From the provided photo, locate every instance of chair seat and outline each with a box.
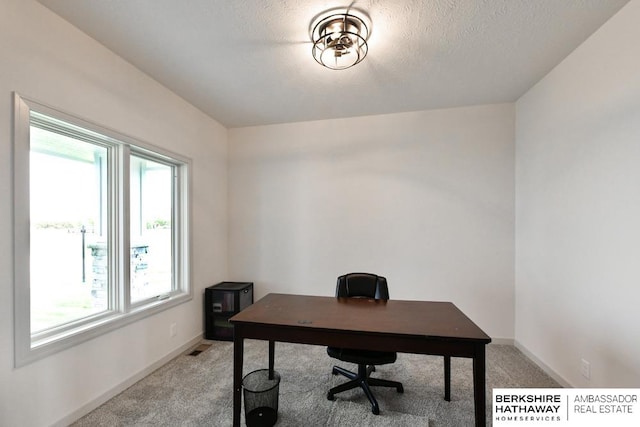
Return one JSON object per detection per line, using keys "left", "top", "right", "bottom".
{"left": 327, "top": 347, "right": 397, "bottom": 365}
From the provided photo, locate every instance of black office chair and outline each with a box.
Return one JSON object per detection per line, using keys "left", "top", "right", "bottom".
{"left": 326, "top": 273, "right": 404, "bottom": 415}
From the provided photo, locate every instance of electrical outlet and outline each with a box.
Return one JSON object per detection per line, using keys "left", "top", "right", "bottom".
{"left": 581, "top": 359, "right": 590, "bottom": 380}
{"left": 170, "top": 323, "right": 177, "bottom": 338}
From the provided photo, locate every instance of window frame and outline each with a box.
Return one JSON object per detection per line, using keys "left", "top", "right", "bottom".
{"left": 13, "top": 93, "right": 192, "bottom": 367}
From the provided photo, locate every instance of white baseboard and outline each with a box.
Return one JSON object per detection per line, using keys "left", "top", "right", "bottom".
{"left": 52, "top": 334, "right": 204, "bottom": 427}
{"left": 514, "top": 339, "right": 573, "bottom": 388}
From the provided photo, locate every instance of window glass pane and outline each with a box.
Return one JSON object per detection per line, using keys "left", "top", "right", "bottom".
{"left": 130, "top": 155, "right": 173, "bottom": 302}
{"left": 29, "top": 126, "right": 109, "bottom": 333}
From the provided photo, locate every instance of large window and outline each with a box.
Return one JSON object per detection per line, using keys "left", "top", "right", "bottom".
{"left": 13, "top": 94, "right": 191, "bottom": 366}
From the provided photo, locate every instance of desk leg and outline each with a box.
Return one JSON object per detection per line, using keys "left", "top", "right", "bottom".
{"left": 233, "top": 335, "right": 244, "bottom": 427}
{"left": 472, "top": 345, "right": 487, "bottom": 427}
{"left": 268, "top": 340, "right": 275, "bottom": 379}
{"left": 444, "top": 356, "right": 451, "bottom": 401}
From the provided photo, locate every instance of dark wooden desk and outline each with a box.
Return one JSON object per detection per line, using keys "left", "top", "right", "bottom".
{"left": 230, "top": 293, "right": 491, "bottom": 427}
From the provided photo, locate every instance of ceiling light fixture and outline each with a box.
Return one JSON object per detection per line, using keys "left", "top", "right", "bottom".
{"left": 311, "top": 10, "right": 370, "bottom": 70}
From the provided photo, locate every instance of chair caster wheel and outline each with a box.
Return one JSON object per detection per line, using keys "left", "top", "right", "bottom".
{"left": 371, "top": 406, "right": 380, "bottom": 415}
{"left": 327, "top": 392, "right": 335, "bottom": 401}
{"left": 397, "top": 384, "right": 404, "bottom": 393}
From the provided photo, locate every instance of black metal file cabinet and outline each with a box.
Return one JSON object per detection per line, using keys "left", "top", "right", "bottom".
{"left": 205, "top": 282, "right": 253, "bottom": 341}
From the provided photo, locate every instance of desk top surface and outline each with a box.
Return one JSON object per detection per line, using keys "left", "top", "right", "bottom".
{"left": 230, "top": 293, "right": 491, "bottom": 343}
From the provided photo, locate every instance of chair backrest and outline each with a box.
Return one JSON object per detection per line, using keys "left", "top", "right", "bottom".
{"left": 336, "top": 273, "right": 389, "bottom": 300}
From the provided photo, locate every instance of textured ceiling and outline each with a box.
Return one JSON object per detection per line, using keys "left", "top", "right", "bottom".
{"left": 37, "top": 0, "right": 629, "bottom": 128}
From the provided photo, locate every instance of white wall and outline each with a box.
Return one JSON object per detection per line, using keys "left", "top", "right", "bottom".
{"left": 0, "top": 1, "right": 228, "bottom": 426}
{"left": 515, "top": 0, "right": 640, "bottom": 387}
{"left": 229, "top": 104, "right": 515, "bottom": 340}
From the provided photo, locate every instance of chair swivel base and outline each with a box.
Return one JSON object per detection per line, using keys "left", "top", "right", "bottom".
{"left": 327, "top": 364, "right": 404, "bottom": 415}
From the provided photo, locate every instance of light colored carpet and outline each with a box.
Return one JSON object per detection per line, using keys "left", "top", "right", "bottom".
{"left": 72, "top": 340, "right": 560, "bottom": 426}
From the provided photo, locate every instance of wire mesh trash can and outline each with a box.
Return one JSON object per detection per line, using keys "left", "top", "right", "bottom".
{"left": 243, "top": 369, "right": 281, "bottom": 427}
